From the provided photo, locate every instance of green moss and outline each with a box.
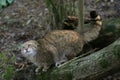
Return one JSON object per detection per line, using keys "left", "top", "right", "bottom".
{"left": 113, "top": 45, "right": 120, "bottom": 58}
{"left": 99, "top": 59, "right": 109, "bottom": 69}
{"left": 104, "top": 18, "right": 120, "bottom": 33}
{"left": 50, "top": 67, "right": 73, "bottom": 80}
{"left": 37, "top": 67, "right": 73, "bottom": 80}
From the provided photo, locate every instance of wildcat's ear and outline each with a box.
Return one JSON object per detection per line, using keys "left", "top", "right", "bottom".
{"left": 90, "top": 10, "right": 98, "bottom": 19}
{"left": 89, "top": 10, "right": 102, "bottom": 26}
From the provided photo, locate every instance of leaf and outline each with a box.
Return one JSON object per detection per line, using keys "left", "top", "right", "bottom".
{"left": 7, "top": 0, "right": 14, "bottom": 4}
{"left": 0, "top": 0, "right": 14, "bottom": 10}
{"left": 0, "top": 0, "right": 7, "bottom": 6}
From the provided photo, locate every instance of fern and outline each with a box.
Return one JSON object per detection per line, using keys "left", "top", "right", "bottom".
{"left": 0, "top": 0, "right": 14, "bottom": 10}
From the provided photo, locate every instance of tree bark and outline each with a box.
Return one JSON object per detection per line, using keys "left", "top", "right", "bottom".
{"left": 37, "top": 38, "right": 120, "bottom": 80}
{"left": 77, "top": 0, "right": 84, "bottom": 32}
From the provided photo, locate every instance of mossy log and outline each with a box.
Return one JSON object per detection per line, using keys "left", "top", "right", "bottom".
{"left": 37, "top": 38, "right": 120, "bottom": 80}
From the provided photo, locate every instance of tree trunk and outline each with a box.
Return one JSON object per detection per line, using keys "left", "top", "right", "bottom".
{"left": 77, "top": 0, "right": 84, "bottom": 32}
{"left": 37, "top": 38, "right": 120, "bottom": 80}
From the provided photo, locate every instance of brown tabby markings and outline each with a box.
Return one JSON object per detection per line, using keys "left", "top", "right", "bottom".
{"left": 21, "top": 13, "right": 102, "bottom": 72}
{"left": 42, "top": 30, "right": 84, "bottom": 60}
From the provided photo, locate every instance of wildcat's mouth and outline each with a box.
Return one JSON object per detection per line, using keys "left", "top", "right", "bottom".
{"left": 21, "top": 47, "right": 37, "bottom": 56}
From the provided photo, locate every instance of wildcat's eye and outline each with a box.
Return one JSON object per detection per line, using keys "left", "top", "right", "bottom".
{"left": 34, "top": 46, "right": 37, "bottom": 48}
{"left": 28, "top": 44, "right": 31, "bottom": 47}
{"left": 21, "top": 46, "right": 24, "bottom": 49}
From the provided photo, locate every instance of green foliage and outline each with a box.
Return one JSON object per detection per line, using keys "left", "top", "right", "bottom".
{"left": 103, "top": 18, "right": 120, "bottom": 38}
{"left": 0, "top": 52, "right": 16, "bottom": 80}
{"left": 113, "top": 45, "right": 120, "bottom": 58}
{"left": 104, "top": 18, "right": 120, "bottom": 32}
{"left": 99, "top": 59, "right": 109, "bottom": 68}
{"left": 0, "top": 0, "right": 7, "bottom": 7}
{"left": 0, "top": 0, "right": 14, "bottom": 10}
{"left": 2, "top": 65, "right": 14, "bottom": 80}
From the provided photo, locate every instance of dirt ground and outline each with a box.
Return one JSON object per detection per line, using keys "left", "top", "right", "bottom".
{"left": 0, "top": 0, "right": 50, "bottom": 51}
{"left": 0, "top": 0, "right": 120, "bottom": 51}
{"left": 0, "top": 1, "right": 50, "bottom": 79}
{"left": 0, "top": 0, "right": 120, "bottom": 80}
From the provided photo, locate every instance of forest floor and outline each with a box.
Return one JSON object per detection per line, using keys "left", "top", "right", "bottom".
{"left": 0, "top": 0, "right": 120, "bottom": 80}
{"left": 0, "top": 0, "right": 50, "bottom": 51}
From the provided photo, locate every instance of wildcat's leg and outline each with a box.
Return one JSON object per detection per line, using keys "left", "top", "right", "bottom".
{"left": 55, "top": 53, "right": 68, "bottom": 67}
{"left": 35, "top": 66, "right": 42, "bottom": 73}
{"left": 42, "top": 63, "right": 50, "bottom": 72}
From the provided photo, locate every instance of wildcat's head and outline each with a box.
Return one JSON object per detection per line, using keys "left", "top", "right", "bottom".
{"left": 21, "top": 40, "right": 38, "bottom": 59}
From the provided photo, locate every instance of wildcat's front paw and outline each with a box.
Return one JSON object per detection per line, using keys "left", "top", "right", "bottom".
{"left": 55, "top": 62, "right": 61, "bottom": 67}
{"left": 55, "top": 59, "right": 68, "bottom": 67}
{"left": 35, "top": 66, "right": 42, "bottom": 73}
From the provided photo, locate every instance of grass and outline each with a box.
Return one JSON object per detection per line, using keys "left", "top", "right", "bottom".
{"left": 0, "top": 52, "right": 16, "bottom": 80}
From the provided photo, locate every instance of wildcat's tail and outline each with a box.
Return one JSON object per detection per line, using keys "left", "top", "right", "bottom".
{"left": 83, "top": 11, "right": 102, "bottom": 43}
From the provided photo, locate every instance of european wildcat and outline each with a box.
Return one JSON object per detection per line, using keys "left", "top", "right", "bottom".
{"left": 21, "top": 11, "right": 102, "bottom": 72}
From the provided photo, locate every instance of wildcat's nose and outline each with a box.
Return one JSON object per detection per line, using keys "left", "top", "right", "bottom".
{"left": 25, "top": 48, "right": 28, "bottom": 52}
